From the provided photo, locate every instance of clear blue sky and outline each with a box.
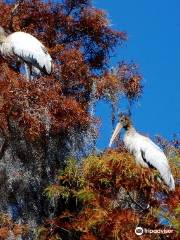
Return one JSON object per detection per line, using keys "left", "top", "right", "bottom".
{"left": 94, "top": 0, "right": 180, "bottom": 149}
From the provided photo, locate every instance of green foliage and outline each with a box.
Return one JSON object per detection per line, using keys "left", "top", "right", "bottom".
{"left": 58, "top": 158, "right": 85, "bottom": 189}
{"left": 45, "top": 185, "right": 71, "bottom": 202}
{"left": 75, "top": 189, "right": 95, "bottom": 203}
{"left": 41, "top": 149, "right": 179, "bottom": 240}
{"left": 171, "top": 205, "right": 180, "bottom": 233}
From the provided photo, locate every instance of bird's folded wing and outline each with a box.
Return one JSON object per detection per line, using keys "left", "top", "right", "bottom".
{"left": 10, "top": 32, "right": 51, "bottom": 73}
{"left": 137, "top": 135, "right": 174, "bottom": 188}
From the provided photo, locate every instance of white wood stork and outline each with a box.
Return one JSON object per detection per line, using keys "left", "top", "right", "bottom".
{"left": 0, "top": 26, "right": 52, "bottom": 80}
{"left": 109, "top": 114, "right": 175, "bottom": 190}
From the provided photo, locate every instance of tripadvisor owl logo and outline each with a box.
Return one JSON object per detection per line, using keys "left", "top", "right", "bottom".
{"left": 135, "top": 226, "right": 143, "bottom": 235}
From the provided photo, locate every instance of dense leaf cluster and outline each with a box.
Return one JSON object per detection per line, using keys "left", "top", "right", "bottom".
{"left": 0, "top": 0, "right": 142, "bottom": 140}
{"left": 40, "top": 148, "right": 179, "bottom": 240}
{"left": 0, "top": 1, "right": 178, "bottom": 240}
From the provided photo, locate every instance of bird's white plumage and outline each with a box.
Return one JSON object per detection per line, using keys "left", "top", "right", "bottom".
{"left": 0, "top": 31, "right": 52, "bottom": 79}
{"left": 109, "top": 118, "right": 175, "bottom": 191}
{"left": 124, "top": 128, "right": 175, "bottom": 190}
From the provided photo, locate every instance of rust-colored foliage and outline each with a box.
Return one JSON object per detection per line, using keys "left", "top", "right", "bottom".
{"left": 97, "top": 63, "right": 142, "bottom": 101}
{"left": 0, "top": 0, "right": 142, "bottom": 141}
{"left": 0, "top": 213, "right": 28, "bottom": 239}
{"left": 42, "top": 145, "right": 179, "bottom": 240}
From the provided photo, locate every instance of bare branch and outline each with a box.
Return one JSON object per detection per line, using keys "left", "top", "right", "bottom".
{"left": 0, "top": 129, "right": 8, "bottom": 160}
{"left": 127, "top": 191, "right": 149, "bottom": 212}
{"left": 7, "top": 0, "right": 24, "bottom": 31}
{"left": 11, "top": 0, "right": 24, "bottom": 16}
{"left": 0, "top": 138, "right": 8, "bottom": 160}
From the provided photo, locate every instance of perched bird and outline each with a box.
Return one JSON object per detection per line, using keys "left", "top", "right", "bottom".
{"left": 109, "top": 114, "right": 175, "bottom": 190}
{"left": 0, "top": 26, "right": 52, "bottom": 80}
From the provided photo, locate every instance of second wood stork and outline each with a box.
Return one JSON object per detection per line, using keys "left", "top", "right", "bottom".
{"left": 109, "top": 114, "right": 175, "bottom": 190}
{"left": 0, "top": 26, "right": 52, "bottom": 80}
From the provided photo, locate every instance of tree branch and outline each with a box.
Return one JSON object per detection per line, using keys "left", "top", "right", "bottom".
{"left": 127, "top": 190, "right": 149, "bottom": 212}
{"left": 7, "top": 0, "right": 24, "bottom": 31}
{"left": 0, "top": 138, "right": 8, "bottom": 160}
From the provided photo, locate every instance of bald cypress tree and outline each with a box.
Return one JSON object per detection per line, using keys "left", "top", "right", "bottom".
{"left": 0, "top": 0, "right": 146, "bottom": 239}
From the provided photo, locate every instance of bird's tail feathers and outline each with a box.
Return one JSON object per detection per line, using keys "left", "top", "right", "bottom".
{"left": 168, "top": 174, "right": 175, "bottom": 191}
{"left": 45, "top": 55, "right": 52, "bottom": 74}
{"left": 162, "top": 171, "right": 175, "bottom": 191}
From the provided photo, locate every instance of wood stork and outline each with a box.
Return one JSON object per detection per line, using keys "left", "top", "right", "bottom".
{"left": 109, "top": 114, "right": 175, "bottom": 190}
{"left": 0, "top": 26, "right": 52, "bottom": 80}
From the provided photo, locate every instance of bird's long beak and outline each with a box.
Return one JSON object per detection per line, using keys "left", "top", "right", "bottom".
{"left": 109, "top": 122, "right": 123, "bottom": 147}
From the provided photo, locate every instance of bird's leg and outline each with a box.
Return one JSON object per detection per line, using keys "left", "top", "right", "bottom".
{"left": 29, "top": 65, "right": 33, "bottom": 80}
{"left": 24, "top": 63, "right": 31, "bottom": 81}
{"left": 15, "top": 62, "right": 21, "bottom": 73}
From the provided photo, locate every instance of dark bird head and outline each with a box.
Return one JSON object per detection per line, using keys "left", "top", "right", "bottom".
{"left": 109, "top": 113, "right": 132, "bottom": 147}
{"left": 0, "top": 26, "right": 7, "bottom": 43}
{"left": 119, "top": 113, "right": 132, "bottom": 130}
